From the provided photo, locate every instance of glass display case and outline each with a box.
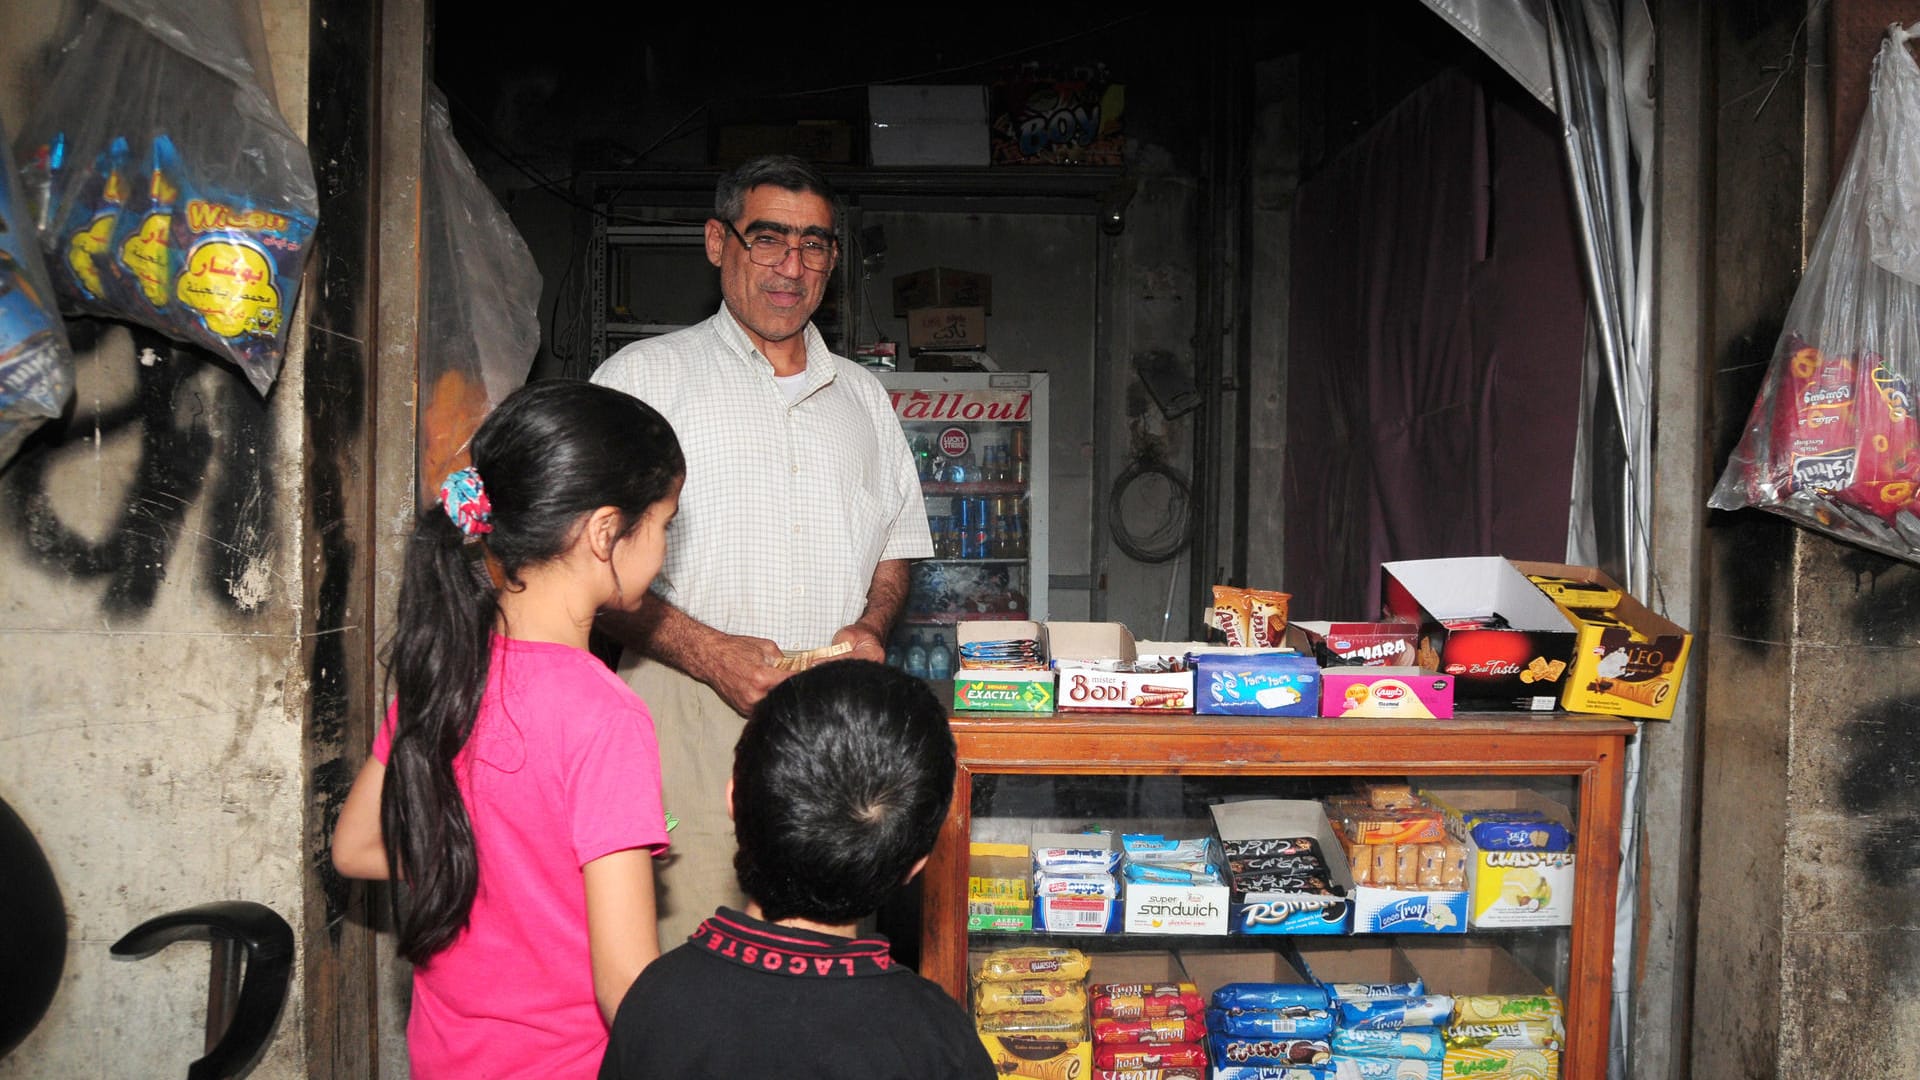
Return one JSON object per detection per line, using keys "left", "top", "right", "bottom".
{"left": 878, "top": 372, "right": 1049, "bottom": 678}
{"left": 917, "top": 707, "right": 1632, "bottom": 1080}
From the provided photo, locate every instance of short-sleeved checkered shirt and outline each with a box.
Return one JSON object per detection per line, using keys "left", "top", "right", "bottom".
{"left": 591, "top": 307, "right": 932, "bottom": 651}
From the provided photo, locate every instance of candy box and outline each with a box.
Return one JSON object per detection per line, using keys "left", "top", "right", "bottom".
{"left": 954, "top": 619, "right": 1054, "bottom": 714}
{"left": 977, "top": 1032, "right": 1092, "bottom": 1079}
{"left": 969, "top": 841, "right": 1034, "bottom": 932}
{"left": 1509, "top": 561, "right": 1693, "bottom": 721}
{"left": 1209, "top": 800, "right": 1354, "bottom": 936}
{"left": 1289, "top": 621, "right": 1418, "bottom": 667}
{"left": 1190, "top": 649, "right": 1321, "bottom": 717}
{"left": 1049, "top": 622, "right": 1195, "bottom": 712}
{"left": 1319, "top": 669, "right": 1455, "bottom": 719}
{"left": 1123, "top": 878, "right": 1230, "bottom": 936}
{"left": 1414, "top": 784, "right": 1576, "bottom": 929}
{"left": 1032, "top": 830, "right": 1122, "bottom": 933}
{"left": 1381, "top": 558, "right": 1579, "bottom": 711}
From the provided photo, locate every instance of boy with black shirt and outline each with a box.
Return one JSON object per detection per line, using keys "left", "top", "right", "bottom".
{"left": 598, "top": 660, "right": 993, "bottom": 1079}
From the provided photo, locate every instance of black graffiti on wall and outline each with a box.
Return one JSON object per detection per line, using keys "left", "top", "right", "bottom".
{"left": 4, "top": 321, "right": 275, "bottom": 615}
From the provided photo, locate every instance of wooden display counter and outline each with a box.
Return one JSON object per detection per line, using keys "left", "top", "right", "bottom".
{"left": 917, "top": 701, "right": 1634, "bottom": 1079}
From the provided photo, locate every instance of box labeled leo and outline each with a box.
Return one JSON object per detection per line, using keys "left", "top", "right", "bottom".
{"left": 1510, "top": 560, "right": 1693, "bottom": 721}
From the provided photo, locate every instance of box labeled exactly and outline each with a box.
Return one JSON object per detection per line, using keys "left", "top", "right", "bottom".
{"left": 893, "top": 266, "right": 993, "bottom": 315}
{"left": 1416, "top": 784, "right": 1577, "bottom": 929}
{"left": 968, "top": 841, "right": 1033, "bottom": 932}
{"left": 1382, "top": 558, "right": 1580, "bottom": 711}
{"left": 907, "top": 306, "right": 986, "bottom": 350}
{"left": 1049, "top": 622, "right": 1194, "bottom": 712}
{"left": 869, "top": 84, "right": 989, "bottom": 166}
{"left": 1209, "top": 799, "right": 1355, "bottom": 936}
{"left": 953, "top": 670, "right": 1054, "bottom": 713}
{"left": 1123, "top": 881, "right": 1229, "bottom": 935}
{"left": 1191, "top": 650, "right": 1321, "bottom": 716}
{"left": 1320, "top": 668, "right": 1455, "bottom": 719}
{"left": 1511, "top": 560, "right": 1694, "bottom": 721}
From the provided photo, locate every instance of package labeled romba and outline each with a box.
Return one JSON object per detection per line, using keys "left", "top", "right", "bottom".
{"left": 1711, "top": 24, "right": 1920, "bottom": 563}
{"left": 16, "top": 0, "right": 319, "bottom": 395}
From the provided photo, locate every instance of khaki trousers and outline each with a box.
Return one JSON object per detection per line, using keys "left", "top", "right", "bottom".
{"left": 619, "top": 655, "right": 749, "bottom": 949}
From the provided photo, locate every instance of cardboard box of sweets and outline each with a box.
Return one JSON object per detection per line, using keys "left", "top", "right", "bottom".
{"left": 1416, "top": 781, "right": 1577, "bottom": 929}
{"left": 1382, "top": 557, "right": 1578, "bottom": 711}
{"left": 1050, "top": 622, "right": 1195, "bottom": 712}
{"left": 952, "top": 620, "right": 1053, "bottom": 714}
{"left": 1510, "top": 560, "right": 1693, "bottom": 721}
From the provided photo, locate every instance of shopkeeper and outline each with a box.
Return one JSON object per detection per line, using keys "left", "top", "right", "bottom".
{"left": 591, "top": 154, "right": 933, "bottom": 947}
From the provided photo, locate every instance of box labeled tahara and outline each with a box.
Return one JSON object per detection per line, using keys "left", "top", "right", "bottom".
{"left": 1048, "top": 622, "right": 1194, "bottom": 712}
{"left": 1510, "top": 560, "right": 1694, "bottom": 721}
{"left": 1319, "top": 668, "right": 1455, "bottom": 719}
{"left": 1190, "top": 648, "right": 1321, "bottom": 717}
{"left": 952, "top": 620, "right": 1054, "bottom": 714}
{"left": 1208, "top": 799, "right": 1354, "bottom": 936}
{"left": 1031, "top": 830, "right": 1122, "bottom": 934}
{"left": 1382, "top": 557, "right": 1579, "bottom": 711}
{"left": 1415, "top": 783, "right": 1577, "bottom": 929}
{"left": 1290, "top": 620, "right": 1419, "bottom": 666}
{"left": 906, "top": 306, "right": 986, "bottom": 350}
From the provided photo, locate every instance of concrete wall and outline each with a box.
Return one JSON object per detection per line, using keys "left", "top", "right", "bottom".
{"left": 0, "top": 2, "right": 312, "bottom": 1076}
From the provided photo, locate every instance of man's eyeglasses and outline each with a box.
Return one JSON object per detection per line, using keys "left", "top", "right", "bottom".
{"left": 723, "top": 221, "right": 837, "bottom": 272}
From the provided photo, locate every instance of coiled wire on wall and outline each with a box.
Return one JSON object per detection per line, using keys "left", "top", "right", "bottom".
{"left": 1107, "top": 449, "right": 1196, "bottom": 564}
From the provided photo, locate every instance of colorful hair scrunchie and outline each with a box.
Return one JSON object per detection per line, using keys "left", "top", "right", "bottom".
{"left": 439, "top": 466, "right": 493, "bottom": 537}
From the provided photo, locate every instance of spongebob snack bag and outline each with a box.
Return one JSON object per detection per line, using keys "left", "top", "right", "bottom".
{"left": 0, "top": 114, "right": 76, "bottom": 464}
{"left": 16, "top": 0, "right": 317, "bottom": 395}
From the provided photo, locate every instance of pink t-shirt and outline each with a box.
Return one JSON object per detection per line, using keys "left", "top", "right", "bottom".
{"left": 373, "top": 636, "right": 669, "bottom": 1079}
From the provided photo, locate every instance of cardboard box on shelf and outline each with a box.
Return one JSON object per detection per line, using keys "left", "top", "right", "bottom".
{"left": 1190, "top": 649, "right": 1321, "bottom": 716}
{"left": 953, "top": 620, "right": 1053, "bottom": 714}
{"left": 869, "top": 84, "right": 989, "bottom": 166}
{"left": 1290, "top": 620, "right": 1419, "bottom": 666}
{"left": 1048, "top": 622, "right": 1194, "bottom": 712}
{"left": 1415, "top": 783, "right": 1576, "bottom": 929}
{"left": 1208, "top": 799, "right": 1353, "bottom": 936}
{"left": 1319, "top": 668, "right": 1455, "bottom": 719}
{"left": 1122, "top": 878, "right": 1229, "bottom": 936}
{"left": 976, "top": 1032, "right": 1091, "bottom": 1079}
{"left": 1510, "top": 560, "right": 1694, "bottom": 721}
{"left": 1290, "top": 938, "right": 1421, "bottom": 988}
{"left": 968, "top": 841, "right": 1033, "bottom": 932}
{"left": 893, "top": 266, "right": 993, "bottom": 315}
{"left": 1401, "top": 941, "right": 1563, "bottom": 1080}
{"left": 1381, "top": 558, "right": 1579, "bottom": 711}
{"left": 906, "top": 306, "right": 986, "bottom": 350}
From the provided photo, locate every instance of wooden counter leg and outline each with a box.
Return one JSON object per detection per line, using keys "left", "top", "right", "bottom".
{"left": 922, "top": 763, "right": 974, "bottom": 1002}
{"left": 1566, "top": 733, "right": 1628, "bottom": 1080}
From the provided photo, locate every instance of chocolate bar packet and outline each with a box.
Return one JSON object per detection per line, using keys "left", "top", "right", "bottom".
{"left": 1220, "top": 836, "right": 1322, "bottom": 860}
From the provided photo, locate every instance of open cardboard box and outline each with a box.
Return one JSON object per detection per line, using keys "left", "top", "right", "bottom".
{"left": 1031, "top": 829, "right": 1121, "bottom": 934}
{"left": 1416, "top": 782, "right": 1576, "bottom": 929}
{"left": 952, "top": 619, "right": 1054, "bottom": 714}
{"left": 1048, "top": 621, "right": 1194, "bottom": 712}
{"left": 1510, "top": 560, "right": 1693, "bottom": 721}
{"left": 1401, "top": 941, "right": 1563, "bottom": 1080}
{"left": 1382, "top": 557, "right": 1578, "bottom": 711}
{"left": 967, "top": 841, "right": 1032, "bottom": 932}
{"left": 1208, "top": 799, "right": 1354, "bottom": 935}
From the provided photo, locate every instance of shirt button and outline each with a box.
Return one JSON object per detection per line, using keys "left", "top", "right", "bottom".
{"left": 791, "top": 464, "right": 800, "bottom": 475}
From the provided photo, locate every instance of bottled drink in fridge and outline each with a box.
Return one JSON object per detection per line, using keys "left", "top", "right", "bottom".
{"left": 927, "top": 634, "right": 952, "bottom": 680}
{"left": 905, "top": 633, "right": 929, "bottom": 678}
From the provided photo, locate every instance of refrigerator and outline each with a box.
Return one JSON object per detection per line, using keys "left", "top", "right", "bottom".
{"left": 878, "top": 371, "right": 1050, "bottom": 679}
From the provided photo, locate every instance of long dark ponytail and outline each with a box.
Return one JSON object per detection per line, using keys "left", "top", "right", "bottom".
{"left": 381, "top": 379, "right": 683, "bottom": 962}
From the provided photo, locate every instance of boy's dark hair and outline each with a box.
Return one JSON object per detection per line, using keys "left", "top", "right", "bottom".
{"left": 713, "top": 153, "right": 840, "bottom": 235}
{"left": 732, "top": 660, "right": 956, "bottom": 925}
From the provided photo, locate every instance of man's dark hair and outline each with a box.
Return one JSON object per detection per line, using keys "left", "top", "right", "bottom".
{"left": 732, "top": 660, "right": 956, "bottom": 924}
{"left": 713, "top": 154, "right": 841, "bottom": 235}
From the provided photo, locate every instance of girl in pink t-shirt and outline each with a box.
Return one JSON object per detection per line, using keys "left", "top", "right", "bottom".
{"left": 331, "top": 380, "right": 685, "bottom": 1078}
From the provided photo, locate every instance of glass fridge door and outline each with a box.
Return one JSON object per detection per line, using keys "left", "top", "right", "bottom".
{"left": 881, "top": 372, "right": 1049, "bottom": 678}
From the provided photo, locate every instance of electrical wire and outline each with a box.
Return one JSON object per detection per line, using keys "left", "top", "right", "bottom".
{"left": 1108, "top": 453, "right": 1196, "bottom": 564}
